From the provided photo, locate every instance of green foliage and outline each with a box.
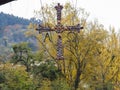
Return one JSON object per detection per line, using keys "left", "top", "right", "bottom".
{"left": 12, "top": 42, "right": 31, "bottom": 54}
{"left": 51, "top": 79, "right": 71, "bottom": 90}
{"left": 0, "top": 63, "right": 35, "bottom": 90}
{"left": 12, "top": 42, "right": 34, "bottom": 72}
{"left": 0, "top": 72, "right": 5, "bottom": 83}
{"left": 33, "top": 60, "right": 62, "bottom": 81}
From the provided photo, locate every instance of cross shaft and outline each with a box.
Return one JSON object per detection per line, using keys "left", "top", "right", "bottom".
{"left": 36, "top": 3, "right": 83, "bottom": 60}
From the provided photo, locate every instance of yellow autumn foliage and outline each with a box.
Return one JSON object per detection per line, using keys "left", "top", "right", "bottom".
{"left": 25, "top": 2, "right": 120, "bottom": 90}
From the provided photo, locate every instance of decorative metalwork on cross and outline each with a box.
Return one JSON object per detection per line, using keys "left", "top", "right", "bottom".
{"left": 36, "top": 3, "right": 83, "bottom": 60}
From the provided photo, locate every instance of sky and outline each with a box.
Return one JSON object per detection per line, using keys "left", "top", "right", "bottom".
{"left": 0, "top": 0, "right": 120, "bottom": 31}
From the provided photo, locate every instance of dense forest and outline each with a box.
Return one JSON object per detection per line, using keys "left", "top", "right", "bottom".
{"left": 0, "top": 12, "right": 40, "bottom": 27}
{"left": 0, "top": 12, "right": 40, "bottom": 41}
{"left": 0, "top": 12, "right": 30, "bottom": 27}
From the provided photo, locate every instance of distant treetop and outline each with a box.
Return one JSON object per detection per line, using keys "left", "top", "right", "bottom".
{"left": 0, "top": 12, "right": 41, "bottom": 27}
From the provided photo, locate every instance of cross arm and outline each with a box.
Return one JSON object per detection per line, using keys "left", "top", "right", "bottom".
{"left": 64, "top": 24, "right": 83, "bottom": 32}
{"left": 36, "top": 24, "right": 55, "bottom": 34}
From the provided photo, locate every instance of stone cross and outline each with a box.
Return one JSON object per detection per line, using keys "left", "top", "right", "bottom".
{"left": 36, "top": 3, "right": 83, "bottom": 60}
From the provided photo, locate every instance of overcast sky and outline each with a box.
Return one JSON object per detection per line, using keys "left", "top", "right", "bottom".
{"left": 0, "top": 0, "right": 120, "bottom": 31}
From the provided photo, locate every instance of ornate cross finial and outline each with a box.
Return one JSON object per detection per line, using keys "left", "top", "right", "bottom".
{"left": 55, "top": 3, "right": 63, "bottom": 24}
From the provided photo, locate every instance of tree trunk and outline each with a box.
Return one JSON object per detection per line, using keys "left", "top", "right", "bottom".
{"left": 74, "top": 67, "right": 81, "bottom": 90}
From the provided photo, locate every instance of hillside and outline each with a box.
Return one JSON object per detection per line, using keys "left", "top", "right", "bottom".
{"left": 0, "top": 12, "right": 31, "bottom": 27}
{"left": 0, "top": 12, "right": 39, "bottom": 53}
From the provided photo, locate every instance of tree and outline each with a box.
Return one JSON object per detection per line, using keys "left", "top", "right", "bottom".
{"left": 81, "top": 24, "right": 120, "bottom": 90}
{"left": 26, "top": 2, "right": 89, "bottom": 90}
{"left": 12, "top": 42, "right": 34, "bottom": 72}
{"left": 26, "top": 2, "right": 120, "bottom": 90}
{"left": 32, "top": 59, "right": 65, "bottom": 89}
